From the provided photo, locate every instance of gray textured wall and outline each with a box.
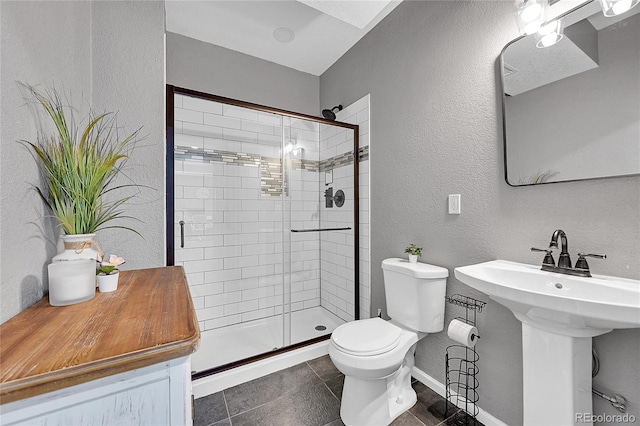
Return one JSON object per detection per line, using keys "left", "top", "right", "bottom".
{"left": 0, "top": 1, "right": 92, "bottom": 323}
{"left": 320, "top": 1, "right": 640, "bottom": 424}
{"left": 91, "top": 1, "right": 166, "bottom": 270}
{"left": 166, "top": 32, "right": 320, "bottom": 116}
{"left": 0, "top": 1, "right": 166, "bottom": 323}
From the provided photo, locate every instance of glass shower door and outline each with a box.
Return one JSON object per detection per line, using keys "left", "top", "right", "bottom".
{"left": 317, "top": 122, "right": 358, "bottom": 324}
{"left": 168, "top": 86, "right": 359, "bottom": 376}
{"left": 283, "top": 116, "right": 322, "bottom": 345}
{"left": 284, "top": 117, "right": 356, "bottom": 345}
{"left": 172, "top": 92, "right": 286, "bottom": 372}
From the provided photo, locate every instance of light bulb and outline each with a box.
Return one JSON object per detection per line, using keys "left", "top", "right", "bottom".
{"left": 521, "top": 2, "right": 542, "bottom": 21}
{"left": 599, "top": 0, "right": 640, "bottom": 16}
{"left": 515, "top": 0, "right": 548, "bottom": 35}
{"left": 540, "top": 33, "right": 559, "bottom": 47}
{"left": 535, "top": 19, "right": 564, "bottom": 48}
{"left": 525, "top": 20, "right": 543, "bottom": 34}
{"left": 612, "top": 0, "right": 632, "bottom": 14}
{"left": 538, "top": 21, "right": 555, "bottom": 35}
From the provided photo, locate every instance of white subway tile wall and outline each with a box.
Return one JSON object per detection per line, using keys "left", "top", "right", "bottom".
{"left": 318, "top": 144, "right": 354, "bottom": 321}
{"left": 174, "top": 94, "right": 342, "bottom": 332}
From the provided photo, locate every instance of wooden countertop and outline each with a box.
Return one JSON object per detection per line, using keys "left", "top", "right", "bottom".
{"left": 0, "top": 266, "right": 200, "bottom": 404}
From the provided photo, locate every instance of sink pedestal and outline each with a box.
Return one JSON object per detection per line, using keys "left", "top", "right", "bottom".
{"left": 522, "top": 323, "right": 593, "bottom": 426}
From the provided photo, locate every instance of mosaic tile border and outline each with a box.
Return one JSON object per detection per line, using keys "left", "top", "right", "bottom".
{"left": 175, "top": 145, "right": 369, "bottom": 197}
{"left": 175, "top": 146, "right": 368, "bottom": 168}
{"left": 358, "top": 146, "right": 369, "bottom": 162}
{"left": 175, "top": 146, "right": 261, "bottom": 167}
{"left": 318, "top": 147, "right": 369, "bottom": 172}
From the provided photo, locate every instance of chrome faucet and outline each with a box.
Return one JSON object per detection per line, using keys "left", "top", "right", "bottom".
{"left": 531, "top": 229, "right": 606, "bottom": 277}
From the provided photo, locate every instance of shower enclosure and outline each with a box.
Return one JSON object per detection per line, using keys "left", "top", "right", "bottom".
{"left": 166, "top": 86, "right": 359, "bottom": 377}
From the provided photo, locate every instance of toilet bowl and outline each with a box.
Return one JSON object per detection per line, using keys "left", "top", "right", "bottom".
{"left": 329, "top": 258, "right": 448, "bottom": 426}
{"left": 329, "top": 318, "right": 423, "bottom": 426}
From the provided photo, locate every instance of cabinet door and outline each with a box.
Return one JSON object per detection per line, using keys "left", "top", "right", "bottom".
{"left": 1, "top": 358, "right": 192, "bottom": 426}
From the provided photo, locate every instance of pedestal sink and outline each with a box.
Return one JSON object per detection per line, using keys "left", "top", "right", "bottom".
{"left": 454, "top": 260, "right": 640, "bottom": 426}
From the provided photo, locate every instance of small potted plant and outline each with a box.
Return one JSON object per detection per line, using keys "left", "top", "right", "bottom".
{"left": 404, "top": 244, "right": 422, "bottom": 263}
{"left": 97, "top": 255, "right": 125, "bottom": 293}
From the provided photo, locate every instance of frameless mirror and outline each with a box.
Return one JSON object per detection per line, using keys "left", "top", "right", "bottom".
{"left": 501, "top": 0, "right": 640, "bottom": 186}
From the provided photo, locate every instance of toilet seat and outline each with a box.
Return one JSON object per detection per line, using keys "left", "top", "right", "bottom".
{"left": 332, "top": 318, "right": 403, "bottom": 356}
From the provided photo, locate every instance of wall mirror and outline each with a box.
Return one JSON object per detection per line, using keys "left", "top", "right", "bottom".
{"left": 501, "top": 0, "right": 640, "bottom": 186}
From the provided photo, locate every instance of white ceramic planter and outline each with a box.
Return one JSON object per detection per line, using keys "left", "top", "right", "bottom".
{"left": 53, "top": 234, "right": 100, "bottom": 262}
{"left": 408, "top": 254, "right": 418, "bottom": 263}
{"left": 98, "top": 272, "right": 119, "bottom": 293}
{"left": 48, "top": 260, "right": 96, "bottom": 306}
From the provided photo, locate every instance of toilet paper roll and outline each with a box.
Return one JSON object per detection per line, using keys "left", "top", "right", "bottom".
{"left": 447, "top": 319, "right": 479, "bottom": 348}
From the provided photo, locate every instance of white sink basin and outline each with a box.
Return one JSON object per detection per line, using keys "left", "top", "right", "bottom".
{"left": 454, "top": 260, "right": 640, "bottom": 337}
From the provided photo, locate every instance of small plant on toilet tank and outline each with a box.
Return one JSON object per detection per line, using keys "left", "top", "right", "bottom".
{"left": 404, "top": 244, "right": 422, "bottom": 263}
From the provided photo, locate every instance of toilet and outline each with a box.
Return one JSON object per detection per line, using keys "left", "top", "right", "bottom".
{"left": 329, "top": 258, "right": 448, "bottom": 426}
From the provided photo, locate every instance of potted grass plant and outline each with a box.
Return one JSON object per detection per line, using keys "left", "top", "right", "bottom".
{"left": 20, "top": 83, "right": 142, "bottom": 305}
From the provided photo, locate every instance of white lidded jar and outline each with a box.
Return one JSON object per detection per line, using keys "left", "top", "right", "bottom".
{"left": 49, "top": 233, "right": 100, "bottom": 306}
{"left": 48, "top": 259, "right": 96, "bottom": 306}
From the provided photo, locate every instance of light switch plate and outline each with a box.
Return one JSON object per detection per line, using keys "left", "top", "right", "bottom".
{"left": 448, "top": 194, "right": 461, "bottom": 214}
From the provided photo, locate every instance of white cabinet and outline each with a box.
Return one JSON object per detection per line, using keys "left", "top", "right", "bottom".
{"left": 1, "top": 357, "right": 192, "bottom": 426}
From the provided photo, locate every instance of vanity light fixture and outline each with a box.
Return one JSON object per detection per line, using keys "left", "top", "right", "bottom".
{"left": 535, "top": 18, "right": 564, "bottom": 48}
{"left": 514, "top": 0, "right": 548, "bottom": 35}
{"left": 598, "top": 0, "right": 639, "bottom": 16}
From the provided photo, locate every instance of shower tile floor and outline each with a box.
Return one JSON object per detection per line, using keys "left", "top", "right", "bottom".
{"left": 194, "top": 355, "right": 482, "bottom": 426}
{"left": 193, "top": 307, "right": 345, "bottom": 373}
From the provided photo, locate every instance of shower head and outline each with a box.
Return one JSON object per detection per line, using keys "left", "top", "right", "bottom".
{"left": 322, "top": 105, "right": 343, "bottom": 121}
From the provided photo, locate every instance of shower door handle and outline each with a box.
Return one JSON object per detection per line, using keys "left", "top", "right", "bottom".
{"left": 291, "top": 227, "right": 352, "bottom": 233}
{"left": 179, "top": 220, "right": 185, "bottom": 248}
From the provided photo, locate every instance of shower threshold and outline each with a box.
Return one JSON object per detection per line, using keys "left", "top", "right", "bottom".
{"left": 191, "top": 306, "right": 345, "bottom": 378}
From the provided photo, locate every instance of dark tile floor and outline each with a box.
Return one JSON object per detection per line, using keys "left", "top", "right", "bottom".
{"left": 194, "top": 355, "right": 482, "bottom": 426}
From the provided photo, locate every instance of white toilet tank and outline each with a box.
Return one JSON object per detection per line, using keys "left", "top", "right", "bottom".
{"left": 382, "top": 258, "right": 448, "bottom": 332}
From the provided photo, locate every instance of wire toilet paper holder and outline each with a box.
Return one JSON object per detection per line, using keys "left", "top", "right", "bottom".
{"left": 444, "top": 294, "right": 486, "bottom": 425}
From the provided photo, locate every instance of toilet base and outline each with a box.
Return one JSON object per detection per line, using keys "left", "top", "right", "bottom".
{"left": 340, "top": 344, "right": 417, "bottom": 426}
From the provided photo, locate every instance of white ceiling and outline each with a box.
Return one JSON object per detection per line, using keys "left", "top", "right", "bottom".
{"left": 165, "top": 0, "right": 402, "bottom": 76}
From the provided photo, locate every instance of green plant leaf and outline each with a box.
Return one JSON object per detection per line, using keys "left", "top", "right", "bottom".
{"left": 19, "top": 82, "right": 145, "bottom": 236}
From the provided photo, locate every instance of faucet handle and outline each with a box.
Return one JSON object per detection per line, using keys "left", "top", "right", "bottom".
{"left": 577, "top": 253, "right": 607, "bottom": 259}
{"left": 531, "top": 247, "right": 553, "bottom": 252}
{"left": 531, "top": 247, "right": 555, "bottom": 266}
{"left": 575, "top": 253, "right": 606, "bottom": 272}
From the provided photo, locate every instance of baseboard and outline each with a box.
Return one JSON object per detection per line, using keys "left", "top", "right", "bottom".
{"left": 411, "top": 366, "right": 508, "bottom": 426}
{"left": 193, "top": 341, "right": 329, "bottom": 398}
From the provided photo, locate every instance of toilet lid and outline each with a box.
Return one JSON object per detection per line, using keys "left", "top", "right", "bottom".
{"left": 332, "top": 318, "right": 402, "bottom": 356}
